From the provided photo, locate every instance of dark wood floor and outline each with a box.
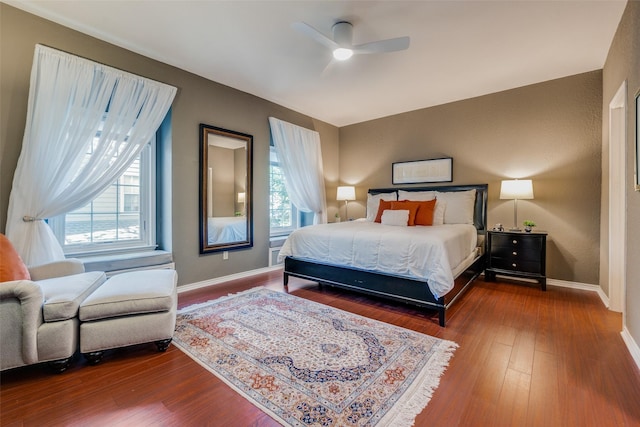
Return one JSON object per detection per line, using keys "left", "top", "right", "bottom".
{"left": 2, "top": 270, "right": 640, "bottom": 426}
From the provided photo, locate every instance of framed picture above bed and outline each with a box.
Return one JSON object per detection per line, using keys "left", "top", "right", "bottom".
{"left": 392, "top": 157, "right": 453, "bottom": 185}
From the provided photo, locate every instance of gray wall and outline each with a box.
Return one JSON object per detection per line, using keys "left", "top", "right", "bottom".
{"left": 0, "top": 3, "right": 340, "bottom": 286}
{"left": 602, "top": 1, "right": 640, "bottom": 351}
{"left": 339, "top": 71, "right": 603, "bottom": 284}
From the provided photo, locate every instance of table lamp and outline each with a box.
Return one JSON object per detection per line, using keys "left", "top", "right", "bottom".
{"left": 500, "top": 179, "right": 534, "bottom": 231}
{"left": 336, "top": 186, "right": 356, "bottom": 220}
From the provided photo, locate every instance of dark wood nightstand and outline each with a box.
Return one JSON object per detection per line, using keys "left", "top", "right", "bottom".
{"left": 484, "top": 230, "right": 547, "bottom": 290}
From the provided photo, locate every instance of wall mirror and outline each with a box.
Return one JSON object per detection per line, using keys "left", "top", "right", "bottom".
{"left": 199, "top": 124, "right": 253, "bottom": 254}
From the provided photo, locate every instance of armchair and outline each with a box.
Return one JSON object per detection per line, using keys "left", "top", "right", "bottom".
{"left": 1, "top": 241, "right": 106, "bottom": 372}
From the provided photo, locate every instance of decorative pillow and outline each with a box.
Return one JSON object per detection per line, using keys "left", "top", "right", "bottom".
{"left": 366, "top": 192, "right": 397, "bottom": 221}
{"left": 435, "top": 189, "right": 476, "bottom": 224}
{"left": 381, "top": 209, "right": 409, "bottom": 226}
{"left": 395, "top": 190, "right": 440, "bottom": 226}
{"left": 0, "top": 233, "right": 31, "bottom": 282}
{"left": 390, "top": 201, "right": 420, "bottom": 226}
{"left": 374, "top": 200, "right": 395, "bottom": 223}
{"left": 397, "top": 190, "right": 436, "bottom": 201}
{"left": 403, "top": 199, "right": 437, "bottom": 226}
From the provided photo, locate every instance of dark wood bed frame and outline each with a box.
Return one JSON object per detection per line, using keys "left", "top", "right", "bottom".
{"left": 283, "top": 183, "right": 488, "bottom": 327}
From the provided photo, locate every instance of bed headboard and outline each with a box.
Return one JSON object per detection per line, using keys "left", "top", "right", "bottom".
{"left": 368, "top": 184, "right": 488, "bottom": 233}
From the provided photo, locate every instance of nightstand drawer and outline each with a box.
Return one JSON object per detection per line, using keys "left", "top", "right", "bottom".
{"left": 490, "top": 257, "right": 543, "bottom": 274}
{"left": 490, "top": 234, "right": 543, "bottom": 252}
{"left": 490, "top": 245, "right": 542, "bottom": 262}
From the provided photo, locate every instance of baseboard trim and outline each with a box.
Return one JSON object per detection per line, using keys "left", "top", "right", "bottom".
{"left": 621, "top": 327, "right": 640, "bottom": 372}
{"left": 178, "top": 265, "right": 283, "bottom": 293}
{"left": 546, "top": 278, "right": 610, "bottom": 308}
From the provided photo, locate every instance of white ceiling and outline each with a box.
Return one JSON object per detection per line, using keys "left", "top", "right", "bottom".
{"left": 5, "top": 0, "right": 627, "bottom": 127}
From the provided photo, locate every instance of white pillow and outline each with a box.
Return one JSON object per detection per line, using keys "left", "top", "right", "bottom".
{"left": 381, "top": 209, "right": 409, "bottom": 226}
{"left": 433, "top": 200, "right": 446, "bottom": 225}
{"left": 397, "top": 190, "right": 436, "bottom": 201}
{"left": 366, "top": 192, "right": 397, "bottom": 221}
{"left": 435, "top": 189, "right": 476, "bottom": 224}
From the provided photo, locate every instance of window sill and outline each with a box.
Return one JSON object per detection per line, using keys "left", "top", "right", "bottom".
{"left": 79, "top": 250, "right": 173, "bottom": 275}
{"left": 269, "top": 236, "right": 289, "bottom": 248}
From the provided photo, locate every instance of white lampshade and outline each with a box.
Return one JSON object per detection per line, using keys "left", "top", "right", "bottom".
{"left": 336, "top": 186, "right": 356, "bottom": 201}
{"left": 500, "top": 179, "right": 534, "bottom": 200}
{"left": 237, "top": 192, "right": 246, "bottom": 203}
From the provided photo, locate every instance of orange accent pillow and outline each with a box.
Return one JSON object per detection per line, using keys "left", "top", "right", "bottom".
{"left": 374, "top": 200, "right": 395, "bottom": 223}
{"left": 0, "top": 233, "right": 30, "bottom": 282}
{"left": 390, "top": 201, "right": 421, "bottom": 226}
{"left": 411, "top": 199, "right": 437, "bottom": 226}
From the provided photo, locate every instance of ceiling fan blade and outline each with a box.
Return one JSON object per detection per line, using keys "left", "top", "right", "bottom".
{"left": 353, "top": 36, "right": 410, "bottom": 54}
{"left": 292, "top": 22, "right": 339, "bottom": 50}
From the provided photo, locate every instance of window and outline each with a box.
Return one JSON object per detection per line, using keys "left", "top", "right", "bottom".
{"left": 49, "top": 134, "right": 156, "bottom": 255}
{"left": 269, "top": 147, "right": 298, "bottom": 236}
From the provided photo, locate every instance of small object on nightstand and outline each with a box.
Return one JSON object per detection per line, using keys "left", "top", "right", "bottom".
{"left": 484, "top": 230, "right": 547, "bottom": 290}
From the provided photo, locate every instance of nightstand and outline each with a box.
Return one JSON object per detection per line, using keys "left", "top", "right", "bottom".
{"left": 484, "top": 230, "right": 547, "bottom": 290}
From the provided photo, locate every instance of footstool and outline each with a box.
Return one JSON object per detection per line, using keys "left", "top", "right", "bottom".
{"left": 79, "top": 269, "right": 178, "bottom": 364}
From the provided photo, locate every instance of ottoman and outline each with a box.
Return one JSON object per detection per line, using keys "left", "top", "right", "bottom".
{"left": 79, "top": 269, "right": 177, "bottom": 364}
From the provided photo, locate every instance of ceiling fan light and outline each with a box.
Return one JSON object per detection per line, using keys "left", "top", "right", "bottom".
{"left": 333, "top": 48, "right": 353, "bottom": 61}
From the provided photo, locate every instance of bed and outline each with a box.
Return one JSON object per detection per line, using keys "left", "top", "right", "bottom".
{"left": 280, "top": 184, "right": 488, "bottom": 326}
{"left": 207, "top": 216, "right": 247, "bottom": 245}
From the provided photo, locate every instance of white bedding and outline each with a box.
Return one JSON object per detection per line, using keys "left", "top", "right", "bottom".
{"left": 208, "top": 217, "right": 246, "bottom": 244}
{"left": 278, "top": 220, "right": 478, "bottom": 298}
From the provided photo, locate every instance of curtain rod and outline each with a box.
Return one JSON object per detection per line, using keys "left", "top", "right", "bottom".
{"left": 35, "top": 43, "right": 177, "bottom": 90}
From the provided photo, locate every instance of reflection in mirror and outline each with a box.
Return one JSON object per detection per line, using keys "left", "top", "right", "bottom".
{"left": 199, "top": 124, "right": 252, "bottom": 254}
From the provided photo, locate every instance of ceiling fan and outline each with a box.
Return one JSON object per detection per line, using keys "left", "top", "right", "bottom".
{"left": 292, "top": 21, "right": 410, "bottom": 61}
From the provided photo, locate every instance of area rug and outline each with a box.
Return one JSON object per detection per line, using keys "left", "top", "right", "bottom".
{"left": 173, "top": 287, "right": 458, "bottom": 426}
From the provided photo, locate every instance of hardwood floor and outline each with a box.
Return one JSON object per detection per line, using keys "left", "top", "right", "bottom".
{"left": 2, "top": 270, "right": 640, "bottom": 426}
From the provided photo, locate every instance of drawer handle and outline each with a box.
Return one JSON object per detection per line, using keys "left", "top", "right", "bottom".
{"left": 512, "top": 263, "right": 517, "bottom": 268}
{"left": 512, "top": 239, "right": 518, "bottom": 244}
{"left": 512, "top": 251, "right": 517, "bottom": 256}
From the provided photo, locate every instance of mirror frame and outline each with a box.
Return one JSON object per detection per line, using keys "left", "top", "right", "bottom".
{"left": 199, "top": 123, "right": 253, "bottom": 254}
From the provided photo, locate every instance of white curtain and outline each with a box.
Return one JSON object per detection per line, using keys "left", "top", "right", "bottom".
{"left": 268, "top": 117, "right": 327, "bottom": 224}
{"left": 5, "top": 45, "right": 176, "bottom": 266}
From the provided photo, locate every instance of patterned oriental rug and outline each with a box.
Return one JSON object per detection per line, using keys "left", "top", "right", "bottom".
{"left": 173, "top": 288, "right": 458, "bottom": 426}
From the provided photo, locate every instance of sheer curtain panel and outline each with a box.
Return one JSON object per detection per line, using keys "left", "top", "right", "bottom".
{"left": 6, "top": 45, "right": 176, "bottom": 266}
{"left": 268, "top": 117, "right": 327, "bottom": 224}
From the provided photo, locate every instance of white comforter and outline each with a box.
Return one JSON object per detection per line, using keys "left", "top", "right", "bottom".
{"left": 278, "top": 220, "right": 478, "bottom": 298}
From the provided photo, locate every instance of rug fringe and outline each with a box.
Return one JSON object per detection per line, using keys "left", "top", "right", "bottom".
{"left": 177, "top": 285, "right": 266, "bottom": 314}
{"left": 378, "top": 340, "right": 459, "bottom": 427}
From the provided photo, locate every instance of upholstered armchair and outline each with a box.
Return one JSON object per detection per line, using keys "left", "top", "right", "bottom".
{"left": 0, "top": 235, "right": 106, "bottom": 372}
